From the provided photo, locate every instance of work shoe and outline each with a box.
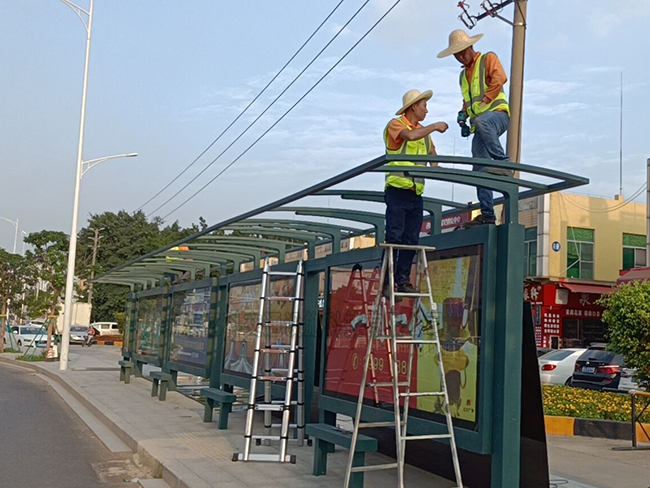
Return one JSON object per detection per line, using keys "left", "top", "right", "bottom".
{"left": 463, "top": 214, "right": 496, "bottom": 228}
{"left": 397, "top": 283, "right": 417, "bottom": 293}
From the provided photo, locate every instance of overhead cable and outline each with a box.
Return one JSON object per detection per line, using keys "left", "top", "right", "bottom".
{"left": 159, "top": 0, "right": 404, "bottom": 221}
{"left": 136, "top": 0, "right": 346, "bottom": 211}
{"left": 146, "top": 0, "right": 373, "bottom": 217}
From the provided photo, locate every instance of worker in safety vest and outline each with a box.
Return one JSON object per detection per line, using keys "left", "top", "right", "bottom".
{"left": 438, "top": 29, "right": 511, "bottom": 227}
{"left": 383, "top": 89, "right": 448, "bottom": 293}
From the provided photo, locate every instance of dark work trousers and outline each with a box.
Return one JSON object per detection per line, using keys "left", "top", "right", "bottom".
{"left": 384, "top": 186, "right": 423, "bottom": 286}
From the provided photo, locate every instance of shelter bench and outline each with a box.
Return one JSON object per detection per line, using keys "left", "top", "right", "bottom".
{"left": 306, "top": 423, "right": 378, "bottom": 488}
{"left": 201, "top": 388, "right": 237, "bottom": 429}
{"left": 150, "top": 371, "right": 174, "bottom": 401}
{"left": 118, "top": 360, "right": 133, "bottom": 384}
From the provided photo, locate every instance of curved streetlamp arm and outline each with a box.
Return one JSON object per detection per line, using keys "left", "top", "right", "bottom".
{"left": 81, "top": 153, "right": 137, "bottom": 178}
{"left": 60, "top": 0, "right": 90, "bottom": 33}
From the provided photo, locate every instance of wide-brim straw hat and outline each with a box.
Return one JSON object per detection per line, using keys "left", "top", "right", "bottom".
{"left": 437, "top": 29, "right": 483, "bottom": 58}
{"left": 395, "top": 89, "right": 433, "bottom": 116}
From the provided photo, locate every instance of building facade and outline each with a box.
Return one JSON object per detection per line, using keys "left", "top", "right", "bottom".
{"left": 514, "top": 193, "right": 647, "bottom": 348}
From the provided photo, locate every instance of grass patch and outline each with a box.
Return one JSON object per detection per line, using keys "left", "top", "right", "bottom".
{"left": 1, "top": 348, "right": 21, "bottom": 353}
{"left": 543, "top": 385, "right": 649, "bottom": 422}
{"left": 16, "top": 351, "right": 47, "bottom": 362}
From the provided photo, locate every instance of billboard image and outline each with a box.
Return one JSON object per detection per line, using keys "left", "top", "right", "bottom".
{"left": 136, "top": 295, "right": 165, "bottom": 357}
{"left": 223, "top": 277, "right": 296, "bottom": 377}
{"left": 169, "top": 286, "right": 212, "bottom": 369}
{"left": 324, "top": 245, "right": 482, "bottom": 427}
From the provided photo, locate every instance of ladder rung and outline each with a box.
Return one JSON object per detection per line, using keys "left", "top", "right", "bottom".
{"left": 395, "top": 339, "right": 439, "bottom": 345}
{"left": 264, "top": 320, "right": 297, "bottom": 326}
{"left": 379, "top": 243, "right": 436, "bottom": 251}
{"left": 232, "top": 453, "right": 295, "bottom": 463}
{"left": 366, "top": 382, "right": 409, "bottom": 388}
{"left": 271, "top": 423, "right": 297, "bottom": 428}
{"left": 260, "top": 348, "right": 289, "bottom": 354}
{"left": 265, "top": 297, "right": 298, "bottom": 301}
{"left": 402, "top": 434, "right": 452, "bottom": 441}
{"left": 357, "top": 422, "right": 397, "bottom": 428}
{"left": 252, "top": 435, "right": 281, "bottom": 441}
{"left": 268, "top": 271, "right": 298, "bottom": 276}
{"left": 350, "top": 463, "right": 399, "bottom": 472}
{"left": 400, "top": 391, "right": 445, "bottom": 398}
{"left": 258, "top": 376, "right": 287, "bottom": 381}
{"left": 271, "top": 400, "right": 297, "bottom": 405}
{"left": 254, "top": 404, "right": 285, "bottom": 411}
{"left": 393, "top": 292, "right": 429, "bottom": 298}
{"left": 375, "top": 335, "right": 414, "bottom": 341}
{"left": 271, "top": 368, "right": 297, "bottom": 373}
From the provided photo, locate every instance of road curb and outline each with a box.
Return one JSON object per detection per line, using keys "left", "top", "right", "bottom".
{"left": 545, "top": 415, "right": 650, "bottom": 442}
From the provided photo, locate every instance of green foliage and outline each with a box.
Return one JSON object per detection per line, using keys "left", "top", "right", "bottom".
{"left": 16, "top": 351, "right": 47, "bottom": 362}
{"left": 598, "top": 282, "right": 650, "bottom": 388}
{"left": 114, "top": 312, "right": 125, "bottom": 332}
{"left": 543, "top": 385, "right": 649, "bottom": 421}
{"left": 23, "top": 230, "right": 69, "bottom": 319}
{"left": 75, "top": 210, "right": 204, "bottom": 323}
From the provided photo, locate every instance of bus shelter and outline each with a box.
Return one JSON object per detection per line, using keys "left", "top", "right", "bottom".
{"left": 95, "top": 154, "right": 588, "bottom": 487}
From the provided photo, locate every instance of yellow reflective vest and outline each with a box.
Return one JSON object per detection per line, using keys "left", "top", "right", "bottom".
{"left": 460, "top": 52, "right": 510, "bottom": 132}
{"left": 383, "top": 116, "right": 430, "bottom": 196}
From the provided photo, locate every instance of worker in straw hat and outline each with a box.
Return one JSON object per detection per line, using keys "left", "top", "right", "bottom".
{"left": 438, "top": 29, "right": 511, "bottom": 227}
{"left": 383, "top": 89, "right": 448, "bottom": 293}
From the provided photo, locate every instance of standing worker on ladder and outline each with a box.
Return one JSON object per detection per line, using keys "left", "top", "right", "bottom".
{"left": 384, "top": 89, "right": 448, "bottom": 293}
{"left": 438, "top": 29, "right": 511, "bottom": 227}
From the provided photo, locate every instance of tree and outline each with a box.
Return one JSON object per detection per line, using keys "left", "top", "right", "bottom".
{"left": 75, "top": 211, "right": 203, "bottom": 324}
{"left": 599, "top": 281, "right": 650, "bottom": 388}
{"left": 0, "top": 249, "right": 32, "bottom": 352}
{"left": 24, "top": 231, "right": 69, "bottom": 350}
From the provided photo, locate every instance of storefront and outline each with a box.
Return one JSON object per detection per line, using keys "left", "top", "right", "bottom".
{"left": 524, "top": 281, "right": 612, "bottom": 348}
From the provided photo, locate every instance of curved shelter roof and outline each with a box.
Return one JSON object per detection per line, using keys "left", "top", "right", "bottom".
{"left": 95, "top": 154, "right": 588, "bottom": 288}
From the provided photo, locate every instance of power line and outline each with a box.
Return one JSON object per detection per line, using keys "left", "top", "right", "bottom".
{"left": 136, "top": 0, "right": 347, "bottom": 211}
{"left": 159, "top": 0, "right": 404, "bottom": 221}
{"left": 145, "top": 0, "right": 372, "bottom": 218}
{"left": 561, "top": 182, "right": 647, "bottom": 214}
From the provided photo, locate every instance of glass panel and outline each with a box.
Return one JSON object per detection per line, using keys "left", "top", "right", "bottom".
{"left": 581, "top": 243, "right": 594, "bottom": 262}
{"left": 636, "top": 248, "right": 647, "bottom": 267}
{"left": 530, "top": 242, "right": 537, "bottom": 276}
{"left": 580, "top": 261, "right": 594, "bottom": 280}
{"left": 567, "top": 241, "right": 579, "bottom": 261}
{"left": 169, "top": 287, "right": 211, "bottom": 368}
{"left": 623, "top": 233, "right": 646, "bottom": 247}
{"left": 135, "top": 296, "right": 164, "bottom": 357}
{"left": 568, "top": 227, "right": 594, "bottom": 243}
{"left": 567, "top": 266, "right": 580, "bottom": 279}
{"left": 623, "top": 248, "right": 635, "bottom": 270}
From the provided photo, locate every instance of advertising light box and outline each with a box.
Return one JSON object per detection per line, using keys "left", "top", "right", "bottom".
{"left": 223, "top": 277, "right": 296, "bottom": 378}
{"left": 169, "top": 286, "right": 211, "bottom": 368}
{"left": 324, "top": 245, "right": 483, "bottom": 429}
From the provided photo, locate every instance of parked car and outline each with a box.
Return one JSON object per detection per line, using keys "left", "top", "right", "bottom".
{"left": 539, "top": 348, "right": 586, "bottom": 385}
{"left": 3, "top": 325, "right": 54, "bottom": 348}
{"left": 90, "top": 322, "right": 121, "bottom": 336}
{"left": 70, "top": 325, "right": 89, "bottom": 344}
{"left": 571, "top": 347, "right": 628, "bottom": 391}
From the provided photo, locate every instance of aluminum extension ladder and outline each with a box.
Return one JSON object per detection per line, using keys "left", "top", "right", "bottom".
{"left": 344, "top": 244, "right": 463, "bottom": 488}
{"left": 233, "top": 258, "right": 305, "bottom": 464}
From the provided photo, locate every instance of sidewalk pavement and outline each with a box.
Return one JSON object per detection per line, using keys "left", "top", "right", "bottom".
{"left": 1, "top": 347, "right": 649, "bottom": 488}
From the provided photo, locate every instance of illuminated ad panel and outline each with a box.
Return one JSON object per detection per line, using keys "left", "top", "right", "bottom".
{"left": 136, "top": 295, "right": 164, "bottom": 357}
{"left": 169, "top": 287, "right": 211, "bottom": 368}
{"left": 223, "top": 277, "right": 296, "bottom": 378}
{"left": 325, "top": 245, "right": 482, "bottom": 428}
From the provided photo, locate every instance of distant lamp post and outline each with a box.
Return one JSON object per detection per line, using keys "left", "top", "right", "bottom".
{"left": 0, "top": 216, "right": 19, "bottom": 254}
{"left": 21, "top": 230, "right": 27, "bottom": 256}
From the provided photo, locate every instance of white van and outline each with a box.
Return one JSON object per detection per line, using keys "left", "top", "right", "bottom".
{"left": 90, "top": 322, "right": 121, "bottom": 336}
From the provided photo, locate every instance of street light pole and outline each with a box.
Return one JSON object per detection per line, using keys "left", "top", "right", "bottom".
{"left": 0, "top": 216, "right": 19, "bottom": 328}
{"left": 60, "top": 0, "right": 94, "bottom": 371}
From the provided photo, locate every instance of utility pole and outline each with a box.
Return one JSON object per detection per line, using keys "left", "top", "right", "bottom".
{"left": 87, "top": 227, "right": 103, "bottom": 305}
{"left": 505, "top": 0, "right": 527, "bottom": 163}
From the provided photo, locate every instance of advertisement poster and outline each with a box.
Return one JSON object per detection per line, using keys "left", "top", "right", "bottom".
{"left": 136, "top": 295, "right": 164, "bottom": 357}
{"left": 324, "top": 245, "right": 482, "bottom": 427}
{"left": 223, "top": 278, "right": 295, "bottom": 377}
{"left": 169, "top": 287, "right": 211, "bottom": 368}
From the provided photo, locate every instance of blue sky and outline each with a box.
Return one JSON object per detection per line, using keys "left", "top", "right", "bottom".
{"left": 1, "top": 0, "right": 649, "bottom": 253}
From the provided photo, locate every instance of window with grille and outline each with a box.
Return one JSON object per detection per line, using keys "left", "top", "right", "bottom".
{"left": 622, "top": 233, "right": 646, "bottom": 270}
{"left": 524, "top": 227, "right": 537, "bottom": 277}
{"left": 567, "top": 227, "right": 594, "bottom": 279}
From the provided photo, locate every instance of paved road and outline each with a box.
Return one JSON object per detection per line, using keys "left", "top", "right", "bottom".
{"left": 0, "top": 362, "right": 139, "bottom": 488}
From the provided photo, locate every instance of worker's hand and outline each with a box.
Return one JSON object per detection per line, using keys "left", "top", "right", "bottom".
{"left": 431, "top": 122, "right": 449, "bottom": 133}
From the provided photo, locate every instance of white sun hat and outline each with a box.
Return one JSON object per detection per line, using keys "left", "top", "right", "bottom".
{"left": 437, "top": 29, "right": 484, "bottom": 59}
{"left": 395, "top": 89, "right": 433, "bottom": 116}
